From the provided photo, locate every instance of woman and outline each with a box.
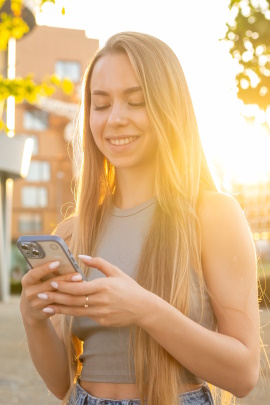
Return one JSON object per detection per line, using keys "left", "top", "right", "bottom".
{"left": 20, "top": 32, "right": 260, "bottom": 405}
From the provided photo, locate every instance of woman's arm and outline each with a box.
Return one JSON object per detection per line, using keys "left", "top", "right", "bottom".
{"left": 21, "top": 305, "right": 70, "bottom": 399}
{"left": 20, "top": 263, "right": 71, "bottom": 399}
{"left": 138, "top": 192, "right": 260, "bottom": 397}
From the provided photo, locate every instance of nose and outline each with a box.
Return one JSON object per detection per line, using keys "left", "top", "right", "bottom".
{"left": 107, "top": 102, "right": 128, "bottom": 128}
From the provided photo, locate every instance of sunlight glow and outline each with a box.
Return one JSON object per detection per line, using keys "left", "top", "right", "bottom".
{"left": 20, "top": 138, "right": 34, "bottom": 178}
{"left": 220, "top": 121, "right": 270, "bottom": 185}
{"left": 35, "top": 0, "right": 270, "bottom": 188}
{"left": 6, "top": 96, "right": 15, "bottom": 138}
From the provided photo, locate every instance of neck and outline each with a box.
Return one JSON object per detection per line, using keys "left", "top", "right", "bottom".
{"left": 114, "top": 164, "right": 156, "bottom": 209}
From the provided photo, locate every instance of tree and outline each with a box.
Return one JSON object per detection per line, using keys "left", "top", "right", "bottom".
{"left": 0, "top": 0, "right": 72, "bottom": 132}
{"left": 225, "top": 0, "right": 270, "bottom": 111}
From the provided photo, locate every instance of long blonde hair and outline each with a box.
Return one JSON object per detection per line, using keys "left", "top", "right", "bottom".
{"left": 61, "top": 32, "right": 219, "bottom": 405}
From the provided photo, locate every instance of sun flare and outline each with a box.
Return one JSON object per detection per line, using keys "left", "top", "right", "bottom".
{"left": 217, "top": 119, "right": 270, "bottom": 187}
{"left": 35, "top": 0, "right": 270, "bottom": 190}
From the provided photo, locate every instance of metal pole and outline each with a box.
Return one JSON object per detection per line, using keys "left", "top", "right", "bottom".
{"left": 5, "top": 178, "right": 13, "bottom": 300}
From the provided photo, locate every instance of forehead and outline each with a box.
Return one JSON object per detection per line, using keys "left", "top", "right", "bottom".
{"left": 90, "top": 53, "right": 140, "bottom": 91}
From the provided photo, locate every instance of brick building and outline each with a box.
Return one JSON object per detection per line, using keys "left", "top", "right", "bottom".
{"left": 10, "top": 26, "right": 98, "bottom": 277}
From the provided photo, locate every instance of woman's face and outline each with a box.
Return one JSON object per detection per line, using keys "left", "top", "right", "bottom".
{"left": 89, "top": 53, "right": 157, "bottom": 171}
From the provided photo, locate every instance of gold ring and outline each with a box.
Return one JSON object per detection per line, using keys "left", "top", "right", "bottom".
{"left": 84, "top": 295, "right": 89, "bottom": 308}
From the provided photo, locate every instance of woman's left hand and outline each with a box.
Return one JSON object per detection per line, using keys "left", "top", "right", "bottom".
{"left": 39, "top": 256, "right": 151, "bottom": 327}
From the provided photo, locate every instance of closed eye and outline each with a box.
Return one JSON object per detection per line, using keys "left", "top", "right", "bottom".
{"left": 128, "top": 102, "right": 145, "bottom": 108}
{"left": 92, "top": 105, "right": 111, "bottom": 111}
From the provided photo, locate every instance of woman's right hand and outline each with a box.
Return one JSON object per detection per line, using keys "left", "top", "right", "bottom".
{"left": 20, "top": 260, "right": 82, "bottom": 326}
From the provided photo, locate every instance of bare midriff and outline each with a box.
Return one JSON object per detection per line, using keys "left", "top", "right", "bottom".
{"left": 80, "top": 381, "right": 203, "bottom": 400}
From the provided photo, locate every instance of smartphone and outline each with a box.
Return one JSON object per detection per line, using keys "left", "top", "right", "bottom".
{"left": 17, "top": 235, "right": 86, "bottom": 281}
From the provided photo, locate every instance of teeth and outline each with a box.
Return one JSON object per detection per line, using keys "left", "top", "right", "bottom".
{"left": 109, "top": 137, "right": 136, "bottom": 145}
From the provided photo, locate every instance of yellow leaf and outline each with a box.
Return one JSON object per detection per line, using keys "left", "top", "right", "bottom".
{"left": 11, "top": 0, "right": 23, "bottom": 17}
{"left": 62, "top": 78, "right": 74, "bottom": 94}
{"left": 49, "top": 74, "right": 61, "bottom": 86}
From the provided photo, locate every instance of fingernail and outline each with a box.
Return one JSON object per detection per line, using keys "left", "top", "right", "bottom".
{"left": 78, "top": 255, "right": 92, "bottom": 260}
{"left": 49, "top": 261, "right": 60, "bottom": 269}
{"left": 51, "top": 281, "right": 59, "bottom": 289}
{"left": 71, "top": 274, "right": 82, "bottom": 281}
{"left": 38, "top": 293, "right": 48, "bottom": 300}
{"left": 43, "top": 307, "right": 54, "bottom": 314}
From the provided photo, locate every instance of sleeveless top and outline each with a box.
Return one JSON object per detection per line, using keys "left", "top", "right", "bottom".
{"left": 72, "top": 198, "right": 217, "bottom": 383}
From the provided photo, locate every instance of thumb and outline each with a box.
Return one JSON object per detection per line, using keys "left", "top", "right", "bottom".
{"left": 78, "top": 255, "right": 123, "bottom": 278}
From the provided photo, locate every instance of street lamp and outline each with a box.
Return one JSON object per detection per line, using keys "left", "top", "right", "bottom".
{"left": 0, "top": 135, "right": 33, "bottom": 302}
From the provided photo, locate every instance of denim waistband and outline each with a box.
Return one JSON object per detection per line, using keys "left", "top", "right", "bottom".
{"left": 69, "top": 382, "right": 215, "bottom": 405}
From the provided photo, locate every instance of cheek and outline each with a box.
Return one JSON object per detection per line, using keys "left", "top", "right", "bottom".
{"left": 89, "top": 112, "right": 104, "bottom": 144}
{"left": 134, "top": 110, "right": 152, "bottom": 133}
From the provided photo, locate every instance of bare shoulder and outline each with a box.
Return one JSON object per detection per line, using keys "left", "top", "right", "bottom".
{"left": 197, "top": 190, "right": 252, "bottom": 251}
{"left": 197, "top": 190, "right": 244, "bottom": 227}
{"left": 52, "top": 216, "right": 76, "bottom": 246}
{"left": 197, "top": 190, "right": 256, "bottom": 283}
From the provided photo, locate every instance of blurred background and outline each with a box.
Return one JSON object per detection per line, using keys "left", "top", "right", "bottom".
{"left": 0, "top": 0, "right": 270, "bottom": 404}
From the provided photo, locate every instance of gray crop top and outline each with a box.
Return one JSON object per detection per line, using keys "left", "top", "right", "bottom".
{"left": 72, "top": 198, "right": 217, "bottom": 384}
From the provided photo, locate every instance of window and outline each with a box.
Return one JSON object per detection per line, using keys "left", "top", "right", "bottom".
{"left": 55, "top": 60, "right": 81, "bottom": 82}
{"left": 18, "top": 214, "right": 42, "bottom": 233}
{"left": 22, "top": 186, "right": 48, "bottom": 207}
{"left": 26, "top": 161, "right": 50, "bottom": 182}
{"left": 23, "top": 110, "right": 48, "bottom": 131}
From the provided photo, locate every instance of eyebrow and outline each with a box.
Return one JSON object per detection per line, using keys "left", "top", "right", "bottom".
{"left": 92, "top": 86, "right": 142, "bottom": 96}
{"left": 124, "top": 86, "right": 142, "bottom": 94}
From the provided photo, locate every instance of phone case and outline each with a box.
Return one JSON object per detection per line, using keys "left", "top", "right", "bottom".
{"left": 17, "top": 235, "right": 86, "bottom": 280}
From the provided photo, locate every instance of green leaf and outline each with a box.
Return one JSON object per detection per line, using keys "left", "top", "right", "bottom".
{"left": 224, "top": 0, "right": 270, "bottom": 110}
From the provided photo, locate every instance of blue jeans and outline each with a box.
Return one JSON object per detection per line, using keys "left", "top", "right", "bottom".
{"left": 68, "top": 382, "right": 215, "bottom": 404}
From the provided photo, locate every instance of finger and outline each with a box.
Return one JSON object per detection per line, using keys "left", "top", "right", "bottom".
{"left": 31, "top": 296, "right": 52, "bottom": 311}
{"left": 48, "top": 279, "right": 99, "bottom": 296}
{"left": 37, "top": 291, "right": 93, "bottom": 308}
{"left": 52, "top": 272, "right": 84, "bottom": 283}
{"left": 23, "top": 276, "right": 64, "bottom": 301}
{"left": 22, "top": 261, "right": 61, "bottom": 286}
{"left": 24, "top": 296, "right": 57, "bottom": 320}
{"left": 45, "top": 303, "right": 108, "bottom": 320}
{"left": 23, "top": 264, "right": 82, "bottom": 288}
{"left": 43, "top": 305, "right": 83, "bottom": 317}
{"left": 78, "top": 256, "right": 124, "bottom": 278}
{"left": 23, "top": 272, "right": 84, "bottom": 303}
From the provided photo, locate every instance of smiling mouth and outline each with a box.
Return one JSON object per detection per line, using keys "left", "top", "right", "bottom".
{"left": 108, "top": 136, "right": 138, "bottom": 146}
